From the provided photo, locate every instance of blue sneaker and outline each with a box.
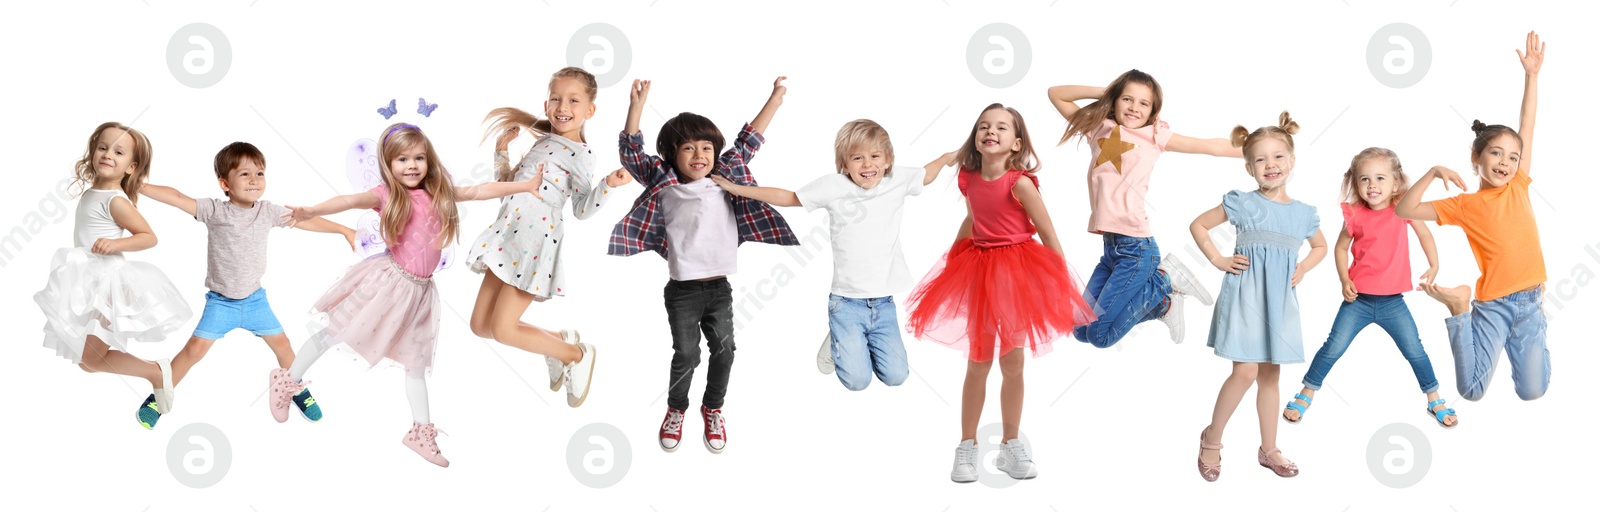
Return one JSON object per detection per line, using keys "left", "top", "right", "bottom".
{"left": 136, "top": 394, "right": 162, "bottom": 430}
{"left": 293, "top": 388, "right": 323, "bottom": 422}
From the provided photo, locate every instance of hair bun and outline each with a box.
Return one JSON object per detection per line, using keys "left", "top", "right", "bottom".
{"left": 1278, "top": 111, "right": 1301, "bottom": 135}
{"left": 1470, "top": 119, "right": 1488, "bottom": 134}
{"left": 1230, "top": 125, "right": 1250, "bottom": 148}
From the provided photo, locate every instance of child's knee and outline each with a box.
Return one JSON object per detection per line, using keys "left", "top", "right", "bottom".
{"left": 840, "top": 373, "right": 870, "bottom": 391}
{"left": 880, "top": 367, "right": 909, "bottom": 387}
{"left": 1516, "top": 381, "right": 1548, "bottom": 401}
{"left": 77, "top": 361, "right": 97, "bottom": 373}
{"left": 1457, "top": 382, "right": 1487, "bottom": 401}
{"left": 1230, "top": 364, "right": 1259, "bottom": 382}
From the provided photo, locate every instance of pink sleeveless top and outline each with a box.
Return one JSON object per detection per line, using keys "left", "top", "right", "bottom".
{"left": 959, "top": 169, "right": 1038, "bottom": 248}
{"left": 373, "top": 186, "right": 443, "bottom": 278}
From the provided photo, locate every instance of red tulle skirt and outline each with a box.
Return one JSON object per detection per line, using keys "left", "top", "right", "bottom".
{"left": 906, "top": 238, "right": 1096, "bottom": 362}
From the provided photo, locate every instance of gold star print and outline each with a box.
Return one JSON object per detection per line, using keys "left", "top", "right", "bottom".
{"left": 1096, "top": 125, "right": 1138, "bottom": 174}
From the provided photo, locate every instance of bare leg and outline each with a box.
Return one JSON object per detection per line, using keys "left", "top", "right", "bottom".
{"left": 469, "top": 272, "right": 501, "bottom": 339}
{"left": 261, "top": 333, "right": 295, "bottom": 369}
{"left": 1256, "top": 363, "right": 1290, "bottom": 465}
{"left": 960, "top": 357, "right": 995, "bottom": 443}
{"left": 168, "top": 336, "right": 216, "bottom": 385}
{"left": 490, "top": 281, "right": 582, "bottom": 364}
{"left": 77, "top": 335, "right": 162, "bottom": 388}
{"left": 997, "top": 347, "right": 1025, "bottom": 442}
{"left": 1202, "top": 362, "right": 1260, "bottom": 466}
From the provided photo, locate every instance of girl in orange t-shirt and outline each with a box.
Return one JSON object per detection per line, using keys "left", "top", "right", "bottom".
{"left": 1397, "top": 32, "right": 1550, "bottom": 403}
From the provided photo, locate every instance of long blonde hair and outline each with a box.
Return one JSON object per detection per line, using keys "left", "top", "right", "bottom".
{"left": 481, "top": 67, "right": 599, "bottom": 181}
{"left": 74, "top": 121, "right": 153, "bottom": 206}
{"left": 1341, "top": 147, "right": 1410, "bottom": 206}
{"left": 377, "top": 123, "right": 459, "bottom": 249}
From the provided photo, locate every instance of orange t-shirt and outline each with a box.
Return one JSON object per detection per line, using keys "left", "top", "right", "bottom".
{"left": 1431, "top": 170, "right": 1546, "bottom": 301}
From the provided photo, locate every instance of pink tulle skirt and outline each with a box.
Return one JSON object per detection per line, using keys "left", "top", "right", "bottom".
{"left": 308, "top": 254, "right": 440, "bottom": 372}
{"left": 906, "top": 239, "right": 1096, "bottom": 362}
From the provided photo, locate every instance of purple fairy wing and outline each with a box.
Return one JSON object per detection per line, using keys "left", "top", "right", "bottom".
{"left": 346, "top": 138, "right": 383, "bottom": 192}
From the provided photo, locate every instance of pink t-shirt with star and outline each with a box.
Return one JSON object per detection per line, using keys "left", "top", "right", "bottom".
{"left": 1085, "top": 117, "right": 1172, "bottom": 237}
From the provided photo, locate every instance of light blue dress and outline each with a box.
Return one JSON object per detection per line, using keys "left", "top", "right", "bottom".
{"left": 1206, "top": 190, "right": 1320, "bottom": 364}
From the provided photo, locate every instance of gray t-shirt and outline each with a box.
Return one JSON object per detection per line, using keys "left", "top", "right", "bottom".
{"left": 195, "top": 198, "right": 290, "bottom": 299}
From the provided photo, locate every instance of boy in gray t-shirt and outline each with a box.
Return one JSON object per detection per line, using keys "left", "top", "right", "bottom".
{"left": 139, "top": 142, "right": 353, "bottom": 429}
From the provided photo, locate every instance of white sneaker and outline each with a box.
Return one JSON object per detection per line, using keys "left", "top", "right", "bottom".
{"left": 155, "top": 359, "right": 175, "bottom": 414}
{"left": 548, "top": 330, "right": 578, "bottom": 391}
{"left": 564, "top": 342, "right": 596, "bottom": 407}
{"left": 952, "top": 439, "right": 979, "bottom": 483}
{"left": 1159, "top": 257, "right": 1214, "bottom": 306}
{"left": 1159, "top": 294, "right": 1185, "bottom": 344}
{"left": 817, "top": 333, "right": 835, "bottom": 374}
{"left": 996, "top": 438, "right": 1039, "bottom": 479}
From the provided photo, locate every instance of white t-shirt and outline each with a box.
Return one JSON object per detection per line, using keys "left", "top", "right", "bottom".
{"left": 661, "top": 178, "right": 739, "bottom": 281}
{"left": 795, "top": 166, "right": 924, "bottom": 298}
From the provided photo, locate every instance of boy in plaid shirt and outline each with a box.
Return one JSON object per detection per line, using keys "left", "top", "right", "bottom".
{"left": 610, "top": 77, "right": 797, "bottom": 454}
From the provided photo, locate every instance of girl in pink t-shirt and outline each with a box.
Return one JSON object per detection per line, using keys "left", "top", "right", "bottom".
{"left": 281, "top": 123, "right": 542, "bottom": 467}
{"left": 1284, "top": 148, "right": 1456, "bottom": 429}
{"left": 1048, "top": 70, "right": 1243, "bottom": 347}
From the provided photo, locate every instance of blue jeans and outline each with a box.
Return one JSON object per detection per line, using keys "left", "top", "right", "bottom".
{"left": 1074, "top": 234, "right": 1172, "bottom": 348}
{"left": 192, "top": 287, "right": 285, "bottom": 340}
{"left": 1301, "top": 293, "right": 1439, "bottom": 393}
{"left": 1447, "top": 286, "right": 1550, "bottom": 401}
{"left": 828, "top": 294, "right": 908, "bottom": 391}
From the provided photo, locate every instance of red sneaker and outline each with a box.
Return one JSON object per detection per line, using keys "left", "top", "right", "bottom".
{"left": 659, "top": 407, "right": 685, "bottom": 452}
{"left": 701, "top": 406, "right": 727, "bottom": 454}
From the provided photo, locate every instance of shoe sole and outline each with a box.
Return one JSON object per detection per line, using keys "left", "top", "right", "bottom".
{"left": 996, "top": 457, "right": 1038, "bottom": 479}
{"left": 704, "top": 435, "right": 725, "bottom": 454}
{"left": 566, "top": 344, "right": 595, "bottom": 407}
{"left": 817, "top": 333, "right": 834, "bottom": 374}
{"left": 951, "top": 474, "right": 977, "bottom": 483}
{"left": 660, "top": 439, "right": 680, "bottom": 453}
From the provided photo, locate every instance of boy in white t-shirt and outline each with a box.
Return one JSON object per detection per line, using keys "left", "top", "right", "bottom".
{"left": 712, "top": 120, "right": 957, "bottom": 390}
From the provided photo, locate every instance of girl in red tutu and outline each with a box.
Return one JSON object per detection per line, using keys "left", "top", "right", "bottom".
{"left": 907, "top": 103, "right": 1096, "bottom": 483}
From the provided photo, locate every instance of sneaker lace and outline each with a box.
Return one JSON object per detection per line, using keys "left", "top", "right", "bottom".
{"left": 271, "top": 375, "right": 309, "bottom": 408}
{"left": 705, "top": 410, "right": 724, "bottom": 437}
{"left": 955, "top": 445, "right": 976, "bottom": 466}
{"left": 1005, "top": 441, "right": 1032, "bottom": 463}
{"left": 662, "top": 411, "right": 684, "bottom": 435}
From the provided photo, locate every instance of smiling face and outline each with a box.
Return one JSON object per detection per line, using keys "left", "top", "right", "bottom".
{"left": 544, "top": 76, "right": 596, "bottom": 139}
{"left": 973, "top": 108, "right": 1022, "bottom": 159}
{"left": 674, "top": 140, "right": 717, "bottom": 181}
{"left": 1473, "top": 133, "right": 1522, "bottom": 188}
{"left": 220, "top": 158, "right": 267, "bottom": 205}
{"left": 1352, "top": 159, "right": 1397, "bottom": 209}
{"left": 840, "top": 144, "right": 890, "bottom": 189}
{"left": 1113, "top": 82, "right": 1156, "bottom": 129}
{"left": 1244, "top": 135, "right": 1295, "bottom": 191}
{"left": 91, "top": 128, "right": 139, "bottom": 186}
{"left": 389, "top": 143, "right": 429, "bottom": 188}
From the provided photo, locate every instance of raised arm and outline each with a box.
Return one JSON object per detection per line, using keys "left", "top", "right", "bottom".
{"left": 1394, "top": 166, "right": 1468, "bottom": 222}
{"left": 1516, "top": 31, "right": 1543, "bottom": 174}
{"left": 97, "top": 195, "right": 157, "bottom": 254}
{"left": 624, "top": 79, "right": 650, "bottom": 136}
{"left": 285, "top": 191, "right": 381, "bottom": 224}
{"left": 1014, "top": 175, "right": 1063, "bottom": 256}
{"left": 138, "top": 183, "right": 199, "bottom": 217}
{"left": 1166, "top": 133, "right": 1243, "bottom": 158}
{"left": 619, "top": 79, "right": 668, "bottom": 185}
{"left": 294, "top": 216, "right": 357, "bottom": 251}
{"left": 749, "top": 76, "right": 787, "bottom": 135}
{"left": 707, "top": 174, "right": 798, "bottom": 207}
{"left": 1409, "top": 219, "right": 1440, "bottom": 285}
{"left": 1190, "top": 204, "right": 1247, "bottom": 274}
{"left": 1292, "top": 229, "right": 1329, "bottom": 287}
{"left": 1046, "top": 85, "right": 1103, "bottom": 120}
{"left": 922, "top": 150, "right": 960, "bottom": 186}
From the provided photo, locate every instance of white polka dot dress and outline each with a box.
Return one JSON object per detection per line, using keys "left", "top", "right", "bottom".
{"left": 467, "top": 133, "right": 614, "bottom": 300}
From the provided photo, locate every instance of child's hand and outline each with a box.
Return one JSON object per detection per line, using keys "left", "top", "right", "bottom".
{"left": 770, "top": 76, "right": 787, "bottom": 99}
{"left": 708, "top": 174, "right": 737, "bottom": 192}
{"left": 1431, "top": 166, "right": 1469, "bottom": 191}
{"left": 1291, "top": 264, "right": 1309, "bottom": 287}
{"left": 605, "top": 167, "right": 632, "bottom": 188}
{"left": 496, "top": 126, "right": 520, "bottom": 152}
{"left": 1518, "top": 31, "right": 1545, "bottom": 76}
{"left": 1341, "top": 278, "right": 1359, "bottom": 303}
{"left": 1418, "top": 266, "right": 1439, "bottom": 286}
{"left": 1211, "top": 254, "right": 1249, "bottom": 274}
{"left": 90, "top": 237, "right": 121, "bottom": 255}
{"left": 281, "top": 206, "right": 316, "bottom": 226}
{"left": 629, "top": 79, "right": 651, "bottom": 107}
{"left": 525, "top": 161, "right": 547, "bottom": 199}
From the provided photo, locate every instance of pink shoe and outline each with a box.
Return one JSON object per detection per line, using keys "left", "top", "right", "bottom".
{"left": 1258, "top": 447, "right": 1298, "bottom": 477}
{"left": 1198, "top": 427, "right": 1222, "bottom": 482}
{"left": 267, "top": 368, "right": 306, "bottom": 423}
{"left": 402, "top": 422, "right": 449, "bottom": 467}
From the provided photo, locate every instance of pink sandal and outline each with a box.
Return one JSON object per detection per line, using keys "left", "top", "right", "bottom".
{"left": 1258, "top": 447, "right": 1299, "bottom": 477}
{"left": 1198, "top": 427, "right": 1222, "bottom": 482}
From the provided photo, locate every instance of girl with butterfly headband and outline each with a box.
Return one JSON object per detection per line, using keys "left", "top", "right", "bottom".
{"left": 465, "top": 67, "right": 631, "bottom": 409}
{"left": 279, "top": 122, "right": 545, "bottom": 467}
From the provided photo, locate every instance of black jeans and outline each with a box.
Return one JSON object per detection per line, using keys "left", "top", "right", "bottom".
{"left": 664, "top": 278, "right": 736, "bottom": 411}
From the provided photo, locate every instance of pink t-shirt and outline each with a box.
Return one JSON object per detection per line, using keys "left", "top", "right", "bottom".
{"left": 1085, "top": 118, "right": 1172, "bottom": 237}
{"left": 1342, "top": 202, "right": 1410, "bottom": 295}
{"left": 373, "top": 186, "right": 443, "bottom": 278}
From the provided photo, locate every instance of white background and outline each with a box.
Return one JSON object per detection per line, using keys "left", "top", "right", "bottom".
{"left": 4, "top": 1, "right": 1595, "bottom": 510}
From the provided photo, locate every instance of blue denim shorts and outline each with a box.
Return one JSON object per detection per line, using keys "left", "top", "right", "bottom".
{"left": 192, "top": 287, "right": 285, "bottom": 340}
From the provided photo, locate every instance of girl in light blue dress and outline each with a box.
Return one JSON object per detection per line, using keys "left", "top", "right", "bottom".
{"left": 1188, "top": 112, "right": 1327, "bottom": 482}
